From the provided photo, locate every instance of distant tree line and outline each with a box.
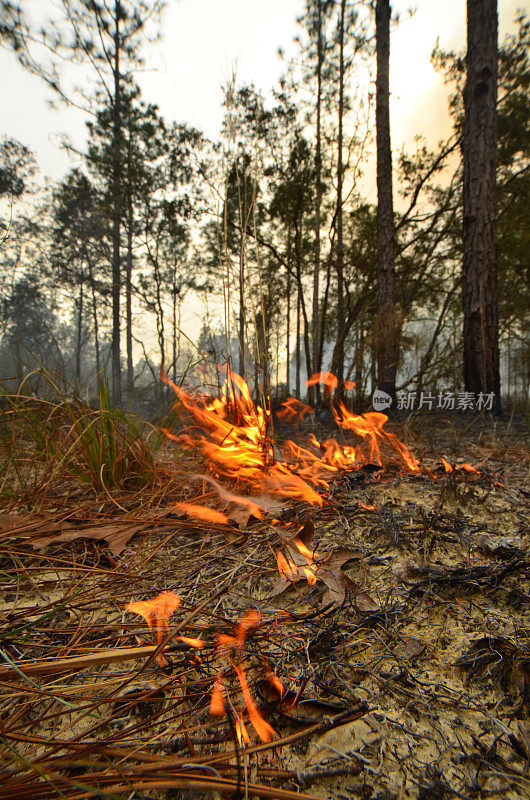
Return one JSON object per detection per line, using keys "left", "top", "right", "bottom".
{"left": 0, "top": 0, "right": 528, "bottom": 412}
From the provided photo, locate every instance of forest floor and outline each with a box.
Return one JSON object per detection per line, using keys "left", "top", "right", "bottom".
{"left": 0, "top": 411, "right": 529, "bottom": 800}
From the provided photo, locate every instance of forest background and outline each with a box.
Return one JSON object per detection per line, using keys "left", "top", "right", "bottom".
{"left": 0, "top": 0, "right": 528, "bottom": 414}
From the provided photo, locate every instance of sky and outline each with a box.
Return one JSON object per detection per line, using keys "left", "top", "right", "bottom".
{"left": 0, "top": 0, "right": 523, "bottom": 183}
{"left": 0, "top": 0, "right": 523, "bottom": 349}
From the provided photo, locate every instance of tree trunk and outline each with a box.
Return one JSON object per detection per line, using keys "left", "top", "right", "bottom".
{"left": 75, "top": 281, "right": 84, "bottom": 384}
{"left": 375, "top": 0, "right": 399, "bottom": 401}
{"left": 172, "top": 284, "right": 179, "bottom": 383}
{"left": 293, "top": 197, "right": 313, "bottom": 398}
{"left": 332, "top": 0, "right": 346, "bottom": 401}
{"left": 312, "top": 0, "right": 324, "bottom": 405}
{"left": 238, "top": 162, "right": 248, "bottom": 380}
{"left": 286, "top": 258, "right": 291, "bottom": 394}
{"left": 125, "top": 191, "right": 134, "bottom": 397}
{"left": 87, "top": 255, "right": 100, "bottom": 375}
{"left": 111, "top": 0, "right": 123, "bottom": 404}
{"left": 462, "top": 0, "right": 501, "bottom": 412}
{"left": 295, "top": 289, "right": 301, "bottom": 397}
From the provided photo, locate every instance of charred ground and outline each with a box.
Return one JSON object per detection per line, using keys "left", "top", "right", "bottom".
{"left": 0, "top": 412, "right": 528, "bottom": 800}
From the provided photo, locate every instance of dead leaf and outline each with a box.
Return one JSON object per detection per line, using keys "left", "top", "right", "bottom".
{"left": 315, "top": 547, "right": 365, "bottom": 607}
{"left": 297, "top": 518, "right": 315, "bottom": 546}
{"left": 0, "top": 512, "right": 66, "bottom": 539}
{"left": 271, "top": 522, "right": 365, "bottom": 607}
{"left": 224, "top": 494, "right": 282, "bottom": 534}
{"left": 353, "top": 591, "right": 379, "bottom": 612}
{"left": 393, "top": 639, "right": 426, "bottom": 661}
{"left": 33, "top": 523, "right": 144, "bottom": 556}
{"left": 225, "top": 503, "right": 260, "bottom": 530}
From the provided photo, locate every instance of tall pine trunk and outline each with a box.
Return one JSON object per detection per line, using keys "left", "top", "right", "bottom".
{"left": 286, "top": 233, "right": 291, "bottom": 394}
{"left": 375, "top": 0, "right": 399, "bottom": 401}
{"left": 125, "top": 123, "right": 134, "bottom": 397}
{"left": 330, "top": 0, "right": 346, "bottom": 401}
{"left": 295, "top": 290, "right": 301, "bottom": 398}
{"left": 311, "top": 0, "right": 324, "bottom": 405}
{"left": 75, "top": 282, "right": 84, "bottom": 384}
{"left": 172, "top": 286, "right": 179, "bottom": 383}
{"left": 237, "top": 159, "right": 249, "bottom": 381}
{"left": 87, "top": 255, "right": 101, "bottom": 375}
{"left": 111, "top": 0, "right": 123, "bottom": 404}
{"left": 462, "top": 0, "right": 501, "bottom": 412}
{"left": 125, "top": 195, "right": 134, "bottom": 396}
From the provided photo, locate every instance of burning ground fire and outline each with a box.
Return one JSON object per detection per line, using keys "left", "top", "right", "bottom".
{"left": 161, "top": 367, "right": 420, "bottom": 517}
{"left": 126, "top": 593, "right": 279, "bottom": 744}
{"left": 124, "top": 370, "right": 486, "bottom": 745}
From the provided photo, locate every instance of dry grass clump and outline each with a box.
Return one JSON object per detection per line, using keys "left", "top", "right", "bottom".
{"left": 0, "top": 373, "right": 181, "bottom": 510}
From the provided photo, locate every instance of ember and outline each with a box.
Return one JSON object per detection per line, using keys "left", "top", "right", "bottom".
{"left": 440, "top": 457, "right": 480, "bottom": 475}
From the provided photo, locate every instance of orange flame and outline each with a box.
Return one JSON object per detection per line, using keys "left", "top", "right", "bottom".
{"left": 216, "top": 608, "right": 262, "bottom": 650}
{"left": 125, "top": 590, "right": 181, "bottom": 666}
{"left": 210, "top": 674, "right": 226, "bottom": 716}
{"left": 333, "top": 403, "right": 420, "bottom": 471}
{"left": 306, "top": 371, "right": 338, "bottom": 390}
{"left": 276, "top": 550, "right": 299, "bottom": 582}
{"left": 458, "top": 462, "right": 479, "bottom": 474}
{"left": 209, "top": 610, "right": 276, "bottom": 743}
{"left": 174, "top": 502, "right": 229, "bottom": 525}
{"left": 440, "top": 458, "right": 479, "bottom": 475}
{"left": 125, "top": 594, "right": 276, "bottom": 744}
{"left": 263, "top": 665, "right": 285, "bottom": 698}
{"left": 235, "top": 713, "right": 251, "bottom": 746}
{"left": 277, "top": 397, "right": 314, "bottom": 424}
{"left": 178, "top": 635, "right": 205, "bottom": 648}
{"left": 358, "top": 501, "right": 376, "bottom": 511}
{"left": 231, "top": 658, "right": 275, "bottom": 743}
{"left": 161, "top": 367, "right": 421, "bottom": 514}
{"left": 276, "top": 536, "right": 318, "bottom": 586}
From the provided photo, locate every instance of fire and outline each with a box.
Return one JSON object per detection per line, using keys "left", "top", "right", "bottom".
{"left": 306, "top": 371, "right": 338, "bottom": 390}
{"left": 277, "top": 397, "right": 314, "bottom": 425}
{"left": 358, "top": 501, "right": 376, "bottom": 511}
{"left": 231, "top": 658, "right": 275, "bottom": 743}
{"left": 212, "top": 609, "right": 277, "bottom": 744}
{"left": 161, "top": 366, "right": 421, "bottom": 517}
{"left": 263, "top": 665, "right": 285, "bottom": 697}
{"left": 216, "top": 608, "right": 261, "bottom": 650}
{"left": 174, "top": 502, "right": 229, "bottom": 525}
{"left": 276, "top": 536, "right": 318, "bottom": 586}
{"left": 458, "top": 462, "right": 479, "bottom": 474}
{"left": 126, "top": 596, "right": 276, "bottom": 744}
{"left": 210, "top": 675, "right": 226, "bottom": 716}
{"left": 439, "top": 458, "right": 479, "bottom": 475}
{"left": 179, "top": 635, "right": 205, "bottom": 648}
{"left": 333, "top": 404, "right": 420, "bottom": 472}
{"left": 125, "top": 590, "right": 181, "bottom": 666}
{"left": 307, "top": 372, "right": 355, "bottom": 392}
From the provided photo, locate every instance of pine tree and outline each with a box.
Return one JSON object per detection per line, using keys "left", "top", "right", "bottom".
{"left": 375, "top": 0, "right": 399, "bottom": 402}
{"left": 462, "top": 0, "right": 501, "bottom": 411}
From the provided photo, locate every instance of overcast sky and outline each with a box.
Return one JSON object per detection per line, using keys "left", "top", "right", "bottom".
{"left": 0, "top": 0, "right": 522, "bottom": 183}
